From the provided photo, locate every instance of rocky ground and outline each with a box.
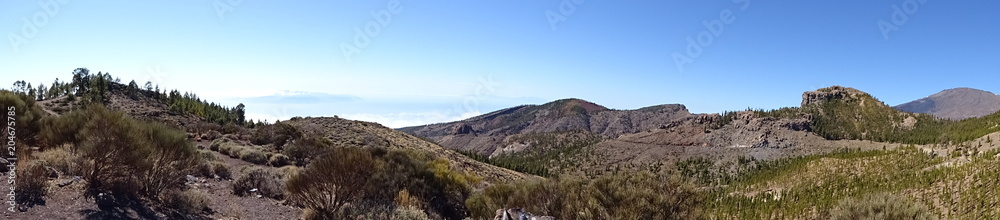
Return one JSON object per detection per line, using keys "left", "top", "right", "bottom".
{"left": 0, "top": 140, "right": 301, "bottom": 220}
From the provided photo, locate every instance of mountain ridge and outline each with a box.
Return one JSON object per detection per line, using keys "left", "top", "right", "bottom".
{"left": 398, "top": 98, "right": 693, "bottom": 155}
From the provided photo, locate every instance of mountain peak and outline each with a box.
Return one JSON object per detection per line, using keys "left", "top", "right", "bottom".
{"left": 544, "top": 98, "right": 609, "bottom": 114}
{"left": 895, "top": 87, "right": 1000, "bottom": 120}
{"left": 931, "top": 87, "right": 996, "bottom": 97}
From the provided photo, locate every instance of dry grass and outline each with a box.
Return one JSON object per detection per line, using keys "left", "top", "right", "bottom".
{"left": 33, "top": 146, "right": 85, "bottom": 177}
{"left": 161, "top": 189, "right": 211, "bottom": 217}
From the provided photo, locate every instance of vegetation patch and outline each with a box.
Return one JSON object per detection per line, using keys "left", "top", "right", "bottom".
{"left": 466, "top": 171, "right": 704, "bottom": 219}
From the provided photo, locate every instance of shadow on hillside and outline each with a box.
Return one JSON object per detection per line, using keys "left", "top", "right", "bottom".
{"left": 77, "top": 196, "right": 159, "bottom": 220}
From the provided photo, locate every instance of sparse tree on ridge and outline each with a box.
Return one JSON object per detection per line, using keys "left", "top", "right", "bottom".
{"left": 236, "top": 103, "right": 245, "bottom": 126}
{"left": 71, "top": 68, "right": 90, "bottom": 95}
{"left": 12, "top": 80, "right": 27, "bottom": 94}
{"left": 36, "top": 84, "right": 46, "bottom": 101}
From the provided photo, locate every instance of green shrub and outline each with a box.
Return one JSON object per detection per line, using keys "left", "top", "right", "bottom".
{"left": 251, "top": 122, "right": 301, "bottom": 148}
{"left": 233, "top": 168, "right": 284, "bottom": 199}
{"left": 283, "top": 135, "right": 333, "bottom": 165}
{"left": 39, "top": 109, "right": 88, "bottom": 150}
{"left": 240, "top": 149, "right": 269, "bottom": 165}
{"left": 79, "top": 106, "right": 147, "bottom": 199}
{"left": 198, "top": 150, "right": 217, "bottom": 161}
{"left": 75, "top": 105, "right": 198, "bottom": 201}
{"left": 227, "top": 146, "right": 245, "bottom": 159}
{"left": 830, "top": 193, "right": 935, "bottom": 220}
{"left": 0, "top": 91, "right": 45, "bottom": 148}
{"left": 134, "top": 122, "right": 199, "bottom": 198}
{"left": 217, "top": 144, "right": 234, "bottom": 157}
{"left": 209, "top": 137, "right": 233, "bottom": 151}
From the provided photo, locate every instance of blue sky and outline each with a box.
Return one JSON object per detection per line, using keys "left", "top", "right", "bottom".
{"left": 2, "top": 1, "right": 999, "bottom": 128}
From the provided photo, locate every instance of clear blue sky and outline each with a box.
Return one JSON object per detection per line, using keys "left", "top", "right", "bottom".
{"left": 2, "top": 1, "right": 999, "bottom": 128}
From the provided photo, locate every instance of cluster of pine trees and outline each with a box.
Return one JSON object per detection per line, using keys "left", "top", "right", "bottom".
{"left": 11, "top": 68, "right": 251, "bottom": 127}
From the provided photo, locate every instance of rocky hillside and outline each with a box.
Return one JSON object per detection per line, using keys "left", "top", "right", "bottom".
{"left": 894, "top": 87, "right": 1000, "bottom": 120}
{"left": 37, "top": 81, "right": 218, "bottom": 133}
{"left": 398, "top": 98, "right": 691, "bottom": 155}
{"left": 800, "top": 86, "right": 938, "bottom": 141}
{"left": 282, "top": 116, "right": 529, "bottom": 183}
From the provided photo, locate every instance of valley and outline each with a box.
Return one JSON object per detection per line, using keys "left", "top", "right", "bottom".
{"left": 4, "top": 70, "right": 1000, "bottom": 219}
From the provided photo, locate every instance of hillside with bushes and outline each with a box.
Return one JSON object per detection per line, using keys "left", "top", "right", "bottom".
{"left": 8, "top": 69, "right": 1000, "bottom": 219}
{"left": 0, "top": 69, "right": 530, "bottom": 219}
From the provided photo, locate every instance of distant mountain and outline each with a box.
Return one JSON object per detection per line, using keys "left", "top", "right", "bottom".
{"left": 894, "top": 88, "right": 1000, "bottom": 120}
{"left": 398, "top": 98, "right": 692, "bottom": 155}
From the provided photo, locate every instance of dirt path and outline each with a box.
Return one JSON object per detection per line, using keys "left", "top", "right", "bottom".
{"left": 193, "top": 140, "right": 302, "bottom": 220}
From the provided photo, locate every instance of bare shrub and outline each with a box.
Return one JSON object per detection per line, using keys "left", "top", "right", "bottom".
{"left": 391, "top": 205, "right": 431, "bottom": 220}
{"left": 287, "top": 147, "right": 384, "bottom": 218}
{"left": 203, "top": 130, "right": 222, "bottom": 141}
{"left": 213, "top": 162, "right": 232, "bottom": 180}
{"left": 233, "top": 168, "right": 284, "bottom": 199}
{"left": 15, "top": 161, "right": 49, "bottom": 209}
{"left": 194, "top": 162, "right": 214, "bottom": 178}
{"left": 268, "top": 154, "right": 291, "bottom": 167}
{"left": 161, "top": 189, "right": 211, "bottom": 217}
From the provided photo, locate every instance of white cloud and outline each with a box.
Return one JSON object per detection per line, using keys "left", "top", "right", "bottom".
{"left": 338, "top": 111, "right": 482, "bottom": 128}
{"left": 245, "top": 111, "right": 479, "bottom": 128}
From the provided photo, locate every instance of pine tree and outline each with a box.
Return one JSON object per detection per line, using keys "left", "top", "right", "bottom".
{"left": 37, "top": 84, "right": 46, "bottom": 101}
{"left": 235, "top": 103, "right": 245, "bottom": 126}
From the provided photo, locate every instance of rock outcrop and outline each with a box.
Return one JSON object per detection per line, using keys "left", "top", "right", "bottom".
{"left": 801, "top": 85, "right": 866, "bottom": 107}
{"left": 706, "top": 111, "right": 812, "bottom": 148}
{"left": 494, "top": 208, "right": 555, "bottom": 220}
